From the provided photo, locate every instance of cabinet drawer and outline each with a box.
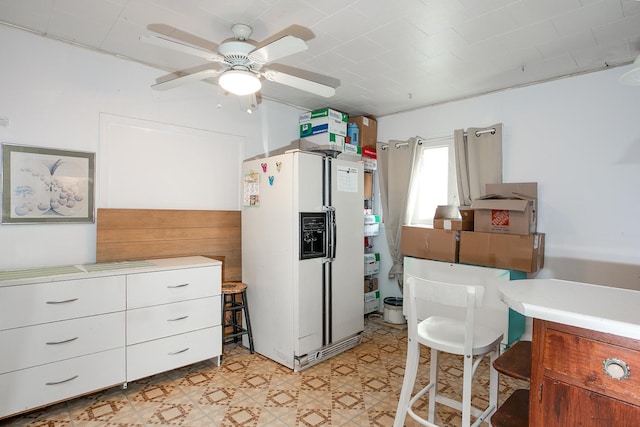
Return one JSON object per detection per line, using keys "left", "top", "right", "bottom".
{"left": 543, "top": 328, "right": 640, "bottom": 405}
{"left": 0, "top": 312, "right": 124, "bottom": 374}
{"left": 0, "top": 276, "right": 126, "bottom": 330}
{"left": 127, "top": 326, "right": 221, "bottom": 382}
{"left": 0, "top": 347, "right": 125, "bottom": 419}
{"left": 127, "top": 266, "right": 220, "bottom": 309}
{"left": 126, "top": 296, "right": 220, "bottom": 345}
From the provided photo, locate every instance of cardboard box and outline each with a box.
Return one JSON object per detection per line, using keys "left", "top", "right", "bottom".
{"left": 364, "top": 277, "right": 378, "bottom": 293}
{"left": 364, "top": 171, "right": 373, "bottom": 199}
{"left": 342, "top": 143, "right": 361, "bottom": 156}
{"left": 471, "top": 182, "right": 537, "bottom": 235}
{"left": 364, "top": 290, "right": 380, "bottom": 314}
{"left": 400, "top": 225, "right": 459, "bottom": 263}
{"left": 459, "top": 231, "right": 545, "bottom": 273}
{"left": 364, "top": 253, "right": 380, "bottom": 275}
{"left": 300, "top": 108, "right": 348, "bottom": 138}
{"left": 433, "top": 205, "right": 474, "bottom": 231}
{"left": 362, "top": 146, "right": 377, "bottom": 159}
{"left": 348, "top": 115, "right": 378, "bottom": 149}
{"left": 300, "top": 133, "right": 346, "bottom": 152}
{"left": 363, "top": 157, "right": 377, "bottom": 171}
{"left": 364, "top": 214, "right": 380, "bottom": 237}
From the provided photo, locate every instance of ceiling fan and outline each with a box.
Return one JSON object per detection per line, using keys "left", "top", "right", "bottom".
{"left": 140, "top": 23, "right": 338, "bottom": 101}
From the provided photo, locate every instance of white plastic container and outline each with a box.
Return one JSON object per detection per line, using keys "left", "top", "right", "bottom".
{"left": 383, "top": 297, "right": 406, "bottom": 324}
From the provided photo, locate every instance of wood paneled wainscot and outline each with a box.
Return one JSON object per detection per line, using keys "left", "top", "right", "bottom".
{"left": 499, "top": 278, "right": 640, "bottom": 427}
{"left": 0, "top": 256, "right": 221, "bottom": 420}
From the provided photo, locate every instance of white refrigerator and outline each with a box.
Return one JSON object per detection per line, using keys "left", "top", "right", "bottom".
{"left": 242, "top": 150, "right": 364, "bottom": 371}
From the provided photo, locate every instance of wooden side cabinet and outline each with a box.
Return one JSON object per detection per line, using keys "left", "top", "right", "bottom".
{"left": 530, "top": 319, "right": 640, "bottom": 426}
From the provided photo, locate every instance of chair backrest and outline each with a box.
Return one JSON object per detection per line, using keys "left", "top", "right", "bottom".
{"left": 405, "top": 274, "right": 485, "bottom": 355}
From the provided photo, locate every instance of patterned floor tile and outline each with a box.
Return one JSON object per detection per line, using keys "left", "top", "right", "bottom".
{"left": 0, "top": 317, "right": 529, "bottom": 426}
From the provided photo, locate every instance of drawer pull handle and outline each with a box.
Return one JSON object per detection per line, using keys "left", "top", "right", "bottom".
{"left": 46, "top": 375, "right": 79, "bottom": 386}
{"left": 167, "top": 283, "right": 189, "bottom": 289}
{"left": 46, "top": 298, "right": 79, "bottom": 304}
{"left": 46, "top": 337, "right": 79, "bottom": 345}
{"left": 603, "top": 357, "right": 631, "bottom": 380}
{"left": 168, "top": 315, "right": 189, "bottom": 322}
{"left": 169, "top": 347, "right": 190, "bottom": 355}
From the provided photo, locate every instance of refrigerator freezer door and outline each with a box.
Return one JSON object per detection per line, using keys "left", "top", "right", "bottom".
{"left": 242, "top": 153, "right": 298, "bottom": 369}
{"left": 294, "top": 152, "right": 326, "bottom": 356}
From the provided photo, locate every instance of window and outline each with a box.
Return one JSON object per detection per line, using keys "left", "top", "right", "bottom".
{"left": 406, "top": 137, "right": 459, "bottom": 226}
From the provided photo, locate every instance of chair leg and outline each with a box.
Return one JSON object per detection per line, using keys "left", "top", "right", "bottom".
{"left": 461, "top": 354, "right": 473, "bottom": 427}
{"left": 394, "top": 338, "right": 420, "bottom": 427}
{"left": 241, "top": 289, "right": 255, "bottom": 354}
{"left": 489, "top": 346, "right": 500, "bottom": 417}
{"left": 220, "top": 294, "right": 226, "bottom": 351}
{"left": 428, "top": 348, "right": 439, "bottom": 423}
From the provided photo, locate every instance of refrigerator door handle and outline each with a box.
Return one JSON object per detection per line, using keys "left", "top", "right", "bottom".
{"left": 323, "top": 206, "right": 336, "bottom": 261}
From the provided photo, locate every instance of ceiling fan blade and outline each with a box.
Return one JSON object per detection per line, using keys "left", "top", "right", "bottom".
{"left": 147, "top": 23, "right": 219, "bottom": 52}
{"left": 152, "top": 68, "right": 224, "bottom": 91}
{"left": 140, "top": 34, "right": 223, "bottom": 62}
{"left": 249, "top": 35, "right": 307, "bottom": 64}
{"left": 263, "top": 70, "right": 336, "bottom": 97}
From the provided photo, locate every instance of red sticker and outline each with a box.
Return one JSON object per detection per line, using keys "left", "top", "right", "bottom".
{"left": 491, "top": 210, "right": 509, "bottom": 226}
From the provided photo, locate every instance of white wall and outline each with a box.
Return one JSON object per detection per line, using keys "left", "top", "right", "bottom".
{"left": 2, "top": 24, "right": 639, "bottom": 297}
{"left": 376, "top": 64, "right": 640, "bottom": 301}
{"left": 0, "top": 25, "right": 302, "bottom": 269}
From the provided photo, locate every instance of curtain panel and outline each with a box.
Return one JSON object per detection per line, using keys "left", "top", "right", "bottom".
{"left": 454, "top": 123, "right": 503, "bottom": 205}
{"left": 377, "top": 138, "right": 421, "bottom": 289}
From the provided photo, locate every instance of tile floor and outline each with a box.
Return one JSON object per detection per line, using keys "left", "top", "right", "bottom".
{"left": 0, "top": 316, "right": 528, "bottom": 426}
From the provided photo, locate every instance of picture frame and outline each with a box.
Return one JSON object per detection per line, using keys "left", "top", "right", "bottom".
{"left": 1, "top": 143, "right": 95, "bottom": 224}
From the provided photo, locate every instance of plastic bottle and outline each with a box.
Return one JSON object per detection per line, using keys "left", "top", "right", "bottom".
{"left": 347, "top": 122, "right": 359, "bottom": 145}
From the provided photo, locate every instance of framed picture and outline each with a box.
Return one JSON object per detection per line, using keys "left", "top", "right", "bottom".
{"left": 1, "top": 143, "right": 95, "bottom": 224}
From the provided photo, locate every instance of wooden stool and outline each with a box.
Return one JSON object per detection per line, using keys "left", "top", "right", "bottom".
{"left": 221, "top": 282, "right": 254, "bottom": 353}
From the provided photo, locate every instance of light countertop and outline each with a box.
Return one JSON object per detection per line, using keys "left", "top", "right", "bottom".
{"left": 499, "top": 279, "right": 640, "bottom": 340}
{"left": 0, "top": 256, "right": 221, "bottom": 287}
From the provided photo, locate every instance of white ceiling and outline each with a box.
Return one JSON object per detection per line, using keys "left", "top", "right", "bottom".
{"left": 1, "top": 0, "right": 639, "bottom": 117}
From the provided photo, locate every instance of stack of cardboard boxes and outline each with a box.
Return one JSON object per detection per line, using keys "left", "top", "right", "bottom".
{"left": 401, "top": 182, "right": 544, "bottom": 273}
{"left": 298, "top": 108, "right": 378, "bottom": 157}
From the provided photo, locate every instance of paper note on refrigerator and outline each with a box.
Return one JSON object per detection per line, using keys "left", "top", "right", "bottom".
{"left": 243, "top": 172, "right": 260, "bottom": 206}
{"left": 337, "top": 166, "right": 358, "bottom": 192}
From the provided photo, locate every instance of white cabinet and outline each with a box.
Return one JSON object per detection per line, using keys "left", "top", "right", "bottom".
{"left": 125, "top": 265, "right": 222, "bottom": 382}
{"left": 0, "top": 256, "right": 221, "bottom": 420}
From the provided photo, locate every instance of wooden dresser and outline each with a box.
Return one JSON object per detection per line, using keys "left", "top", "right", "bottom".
{"left": 530, "top": 319, "right": 640, "bottom": 426}
{"left": 497, "top": 278, "right": 640, "bottom": 426}
{"left": 0, "top": 256, "right": 221, "bottom": 420}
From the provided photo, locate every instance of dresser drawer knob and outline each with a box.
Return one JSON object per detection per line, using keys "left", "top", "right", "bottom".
{"left": 603, "top": 358, "right": 631, "bottom": 380}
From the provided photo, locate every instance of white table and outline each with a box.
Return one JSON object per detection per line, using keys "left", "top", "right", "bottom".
{"left": 498, "top": 278, "right": 640, "bottom": 340}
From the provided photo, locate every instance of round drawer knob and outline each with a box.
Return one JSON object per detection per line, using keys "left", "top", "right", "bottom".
{"left": 603, "top": 357, "right": 631, "bottom": 380}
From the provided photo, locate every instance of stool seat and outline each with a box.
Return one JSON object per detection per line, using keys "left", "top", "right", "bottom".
{"left": 222, "top": 282, "right": 247, "bottom": 294}
{"left": 221, "top": 282, "right": 254, "bottom": 355}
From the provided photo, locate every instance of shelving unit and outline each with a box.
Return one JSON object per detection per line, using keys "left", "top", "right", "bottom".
{"left": 491, "top": 340, "right": 532, "bottom": 427}
{"left": 363, "top": 162, "right": 381, "bottom": 314}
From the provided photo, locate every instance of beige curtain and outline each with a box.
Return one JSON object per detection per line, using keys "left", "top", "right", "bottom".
{"left": 454, "top": 123, "right": 503, "bottom": 205}
{"left": 377, "top": 137, "right": 422, "bottom": 290}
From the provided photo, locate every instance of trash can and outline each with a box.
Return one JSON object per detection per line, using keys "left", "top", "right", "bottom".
{"left": 383, "top": 297, "right": 406, "bottom": 324}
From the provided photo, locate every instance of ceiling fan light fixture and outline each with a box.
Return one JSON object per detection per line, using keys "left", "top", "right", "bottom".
{"left": 219, "top": 70, "right": 261, "bottom": 95}
{"left": 619, "top": 55, "right": 640, "bottom": 86}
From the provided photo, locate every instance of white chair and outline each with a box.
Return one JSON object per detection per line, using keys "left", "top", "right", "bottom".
{"left": 394, "top": 275, "right": 503, "bottom": 427}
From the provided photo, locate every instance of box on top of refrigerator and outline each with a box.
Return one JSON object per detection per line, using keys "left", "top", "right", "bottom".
{"left": 300, "top": 108, "right": 348, "bottom": 138}
{"left": 471, "top": 182, "right": 537, "bottom": 235}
